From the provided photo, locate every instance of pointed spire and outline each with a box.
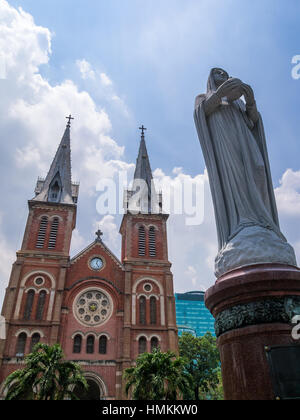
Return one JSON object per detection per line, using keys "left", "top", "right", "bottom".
{"left": 125, "top": 126, "right": 161, "bottom": 214}
{"left": 133, "top": 125, "right": 154, "bottom": 195}
{"left": 33, "top": 117, "right": 74, "bottom": 205}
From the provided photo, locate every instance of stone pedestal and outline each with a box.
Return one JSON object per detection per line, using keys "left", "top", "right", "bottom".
{"left": 205, "top": 264, "right": 300, "bottom": 400}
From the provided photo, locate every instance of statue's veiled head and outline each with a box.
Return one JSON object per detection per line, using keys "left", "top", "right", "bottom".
{"left": 208, "top": 68, "right": 229, "bottom": 92}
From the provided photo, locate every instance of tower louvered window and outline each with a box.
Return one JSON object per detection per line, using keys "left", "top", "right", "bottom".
{"left": 48, "top": 217, "right": 59, "bottom": 249}
{"left": 138, "top": 226, "right": 146, "bottom": 256}
{"left": 36, "top": 217, "right": 48, "bottom": 248}
{"left": 150, "top": 297, "right": 157, "bottom": 325}
{"left": 139, "top": 296, "right": 146, "bottom": 325}
{"left": 36, "top": 291, "right": 47, "bottom": 320}
{"left": 23, "top": 290, "right": 35, "bottom": 320}
{"left": 149, "top": 227, "right": 156, "bottom": 257}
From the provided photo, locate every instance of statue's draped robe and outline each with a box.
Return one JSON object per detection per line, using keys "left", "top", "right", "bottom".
{"left": 194, "top": 70, "right": 286, "bottom": 254}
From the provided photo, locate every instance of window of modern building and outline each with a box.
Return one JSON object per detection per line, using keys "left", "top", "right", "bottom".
{"left": 175, "top": 292, "right": 216, "bottom": 337}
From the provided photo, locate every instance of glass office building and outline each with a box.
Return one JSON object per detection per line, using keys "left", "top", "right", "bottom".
{"left": 175, "top": 291, "right": 216, "bottom": 337}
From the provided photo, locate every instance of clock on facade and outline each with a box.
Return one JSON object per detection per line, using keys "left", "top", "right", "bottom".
{"left": 89, "top": 257, "right": 104, "bottom": 271}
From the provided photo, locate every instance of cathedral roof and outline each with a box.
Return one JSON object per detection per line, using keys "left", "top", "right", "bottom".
{"left": 70, "top": 235, "right": 124, "bottom": 270}
{"left": 33, "top": 118, "right": 77, "bottom": 205}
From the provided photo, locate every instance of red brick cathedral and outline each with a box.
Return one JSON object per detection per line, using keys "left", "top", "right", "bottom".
{"left": 0, "top": 120, "right": 178, "bottom": 400}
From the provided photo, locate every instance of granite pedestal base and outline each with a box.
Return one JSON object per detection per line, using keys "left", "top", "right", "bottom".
{"left": 205, "top": 264, "right": 300, "bottom": 400}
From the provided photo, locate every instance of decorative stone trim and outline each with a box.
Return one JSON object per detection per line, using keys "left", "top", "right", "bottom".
{"left": 65, "top": 276, "right": 123, "bottom": 295}
{"left": 214, "top": 296, "right": 300, "bottom": 337}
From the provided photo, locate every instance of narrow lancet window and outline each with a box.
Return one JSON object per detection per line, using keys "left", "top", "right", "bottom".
{"left": 149, "top": 227, "right": 156, "bottom": 257}
{"left": 36, "top": 217, "right": 48, "bottom": 248}
{"left": 138, "top": 226, "right": 146, "bottom": 256}
{"left": 48, "top": 217, "right": 59, "bottom": 249}
{"left": 138, "top": 337, "right": 147, "bottom": 354}
{"left": 139, "top": 296, "right": 146, "bottom": 325}
{"left": 23, "top": 290, "right": 35, "bottom": 320}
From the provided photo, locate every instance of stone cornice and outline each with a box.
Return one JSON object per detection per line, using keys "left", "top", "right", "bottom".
{"left": 28, "top": 200, "right": 77, "bottom": 211}
{"left": 65, "top": 276, "right": 124, "bottom": 295}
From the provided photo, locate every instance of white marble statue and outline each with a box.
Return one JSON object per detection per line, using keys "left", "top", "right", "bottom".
{"left": 194, "top": 68, "right": 297, "bottom": 277}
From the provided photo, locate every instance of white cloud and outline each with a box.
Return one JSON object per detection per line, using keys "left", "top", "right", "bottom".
{"left": 76, "top": 59, "right": 96, "bottom": 80}
{"left": 275, "top": 169, "right": 300, "bottom": 216}
{"left": 0, "top": 213, "right": 15, "bottom": 308}
{"left": 100, "top": 72, "right": 112, "bottom": 87}
{"left": 94, "top": 215, "right": 120, "bottom": 257}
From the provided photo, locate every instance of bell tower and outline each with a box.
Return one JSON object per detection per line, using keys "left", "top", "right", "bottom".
{"left": 119, "top": 127, "right": 178, "bottom": 396}
{"left": 0, "top": 117, "right": 79, "bottom": 376}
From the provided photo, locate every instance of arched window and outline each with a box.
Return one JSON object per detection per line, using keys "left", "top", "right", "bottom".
{"left": 150, "top": 297, "right": 157, "bottom": 325}
{"left": 138, "top": 337, "right": 147, "bottom": 354}
{"left": 30, "top": 333, "right": 40, "bottom": 352}
{"left": 151, "top": 337, "right": 159, "bottom": 352}
{"left": 16, "top": 333, "right": 27, "bottom": 357}
{"left": 36, "top": 290, "right": 47, "bottom": 320}
{"left": 138, "top": 226, "right": 146, "bottom": 256}
{"left": 139, "top": 296, "right": 146, "bottom": 325}
{"left": 36, "top": 217, "right": 48, "bottom": 248}
{"left": 23, "top": 290, "right": 35, "bottom": 320}
{"left": 149, "top": 227, "right": 156, "bottom": 257}
{"left": 73, "top": 335, "right": 82, "bottom": 354}
{"left": 86, "top": 335, "right": 95, "bottom": 354}
{"left": 99, "top": 336, "right": 107, "bottom": 355}
{"left": 48, "top": 217, "right": 59, "bottom": 249}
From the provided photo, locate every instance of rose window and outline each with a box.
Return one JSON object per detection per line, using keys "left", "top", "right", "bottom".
{"left": 74, "top": 289, "right": 112, "bottom": 326}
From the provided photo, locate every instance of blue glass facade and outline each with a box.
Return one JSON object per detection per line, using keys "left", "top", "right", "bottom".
{"left": 175, "top": 291, "right": 216, "bottom": 337}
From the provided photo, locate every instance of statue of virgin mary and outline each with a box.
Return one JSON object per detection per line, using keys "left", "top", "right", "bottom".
{"left": 194, "top": 68, "right": 296, "bottom": 277}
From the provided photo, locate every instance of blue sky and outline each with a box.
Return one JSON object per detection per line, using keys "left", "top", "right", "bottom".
{"left": 1, "top": 0, "right": 300, "bottom": 305}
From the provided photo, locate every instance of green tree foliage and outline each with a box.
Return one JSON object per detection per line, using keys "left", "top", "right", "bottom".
{"left": 124, "top": 348, "right": 193, "bottom": 400}
{"left": 4, "top": 343, "right": 88, "bottom": 400}
{"left": 179, "top": 332, "right": 224, "bottom": 400}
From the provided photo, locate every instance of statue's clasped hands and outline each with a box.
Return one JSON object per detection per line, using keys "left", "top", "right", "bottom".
{"left": 216, "top": 78, "right": 255, "bottom": 105}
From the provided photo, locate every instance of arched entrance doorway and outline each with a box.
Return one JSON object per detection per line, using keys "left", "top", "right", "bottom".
{"left": 73, "top": 373, "right": 106, "bottom": 400}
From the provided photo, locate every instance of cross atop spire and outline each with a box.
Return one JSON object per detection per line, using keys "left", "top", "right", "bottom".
{"left": 95, "top": 229, "right": 103, "bottom": 242}
{"left": 139, "top": 125, "right": 147, "bottom": 140}
{"left": 66, "top": 114, "right": 74, "bottom": 128}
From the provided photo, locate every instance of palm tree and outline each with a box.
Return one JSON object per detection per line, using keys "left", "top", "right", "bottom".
{"left": 124, "top": 348, "right": 192, "bottom": 400}
{"left": 4, "top": 343, "right": 88, "bottom": 400}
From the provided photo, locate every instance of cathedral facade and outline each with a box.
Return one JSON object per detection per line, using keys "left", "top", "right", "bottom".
{"left": 0, "top": 121, "right": 178, "bottom": 400}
